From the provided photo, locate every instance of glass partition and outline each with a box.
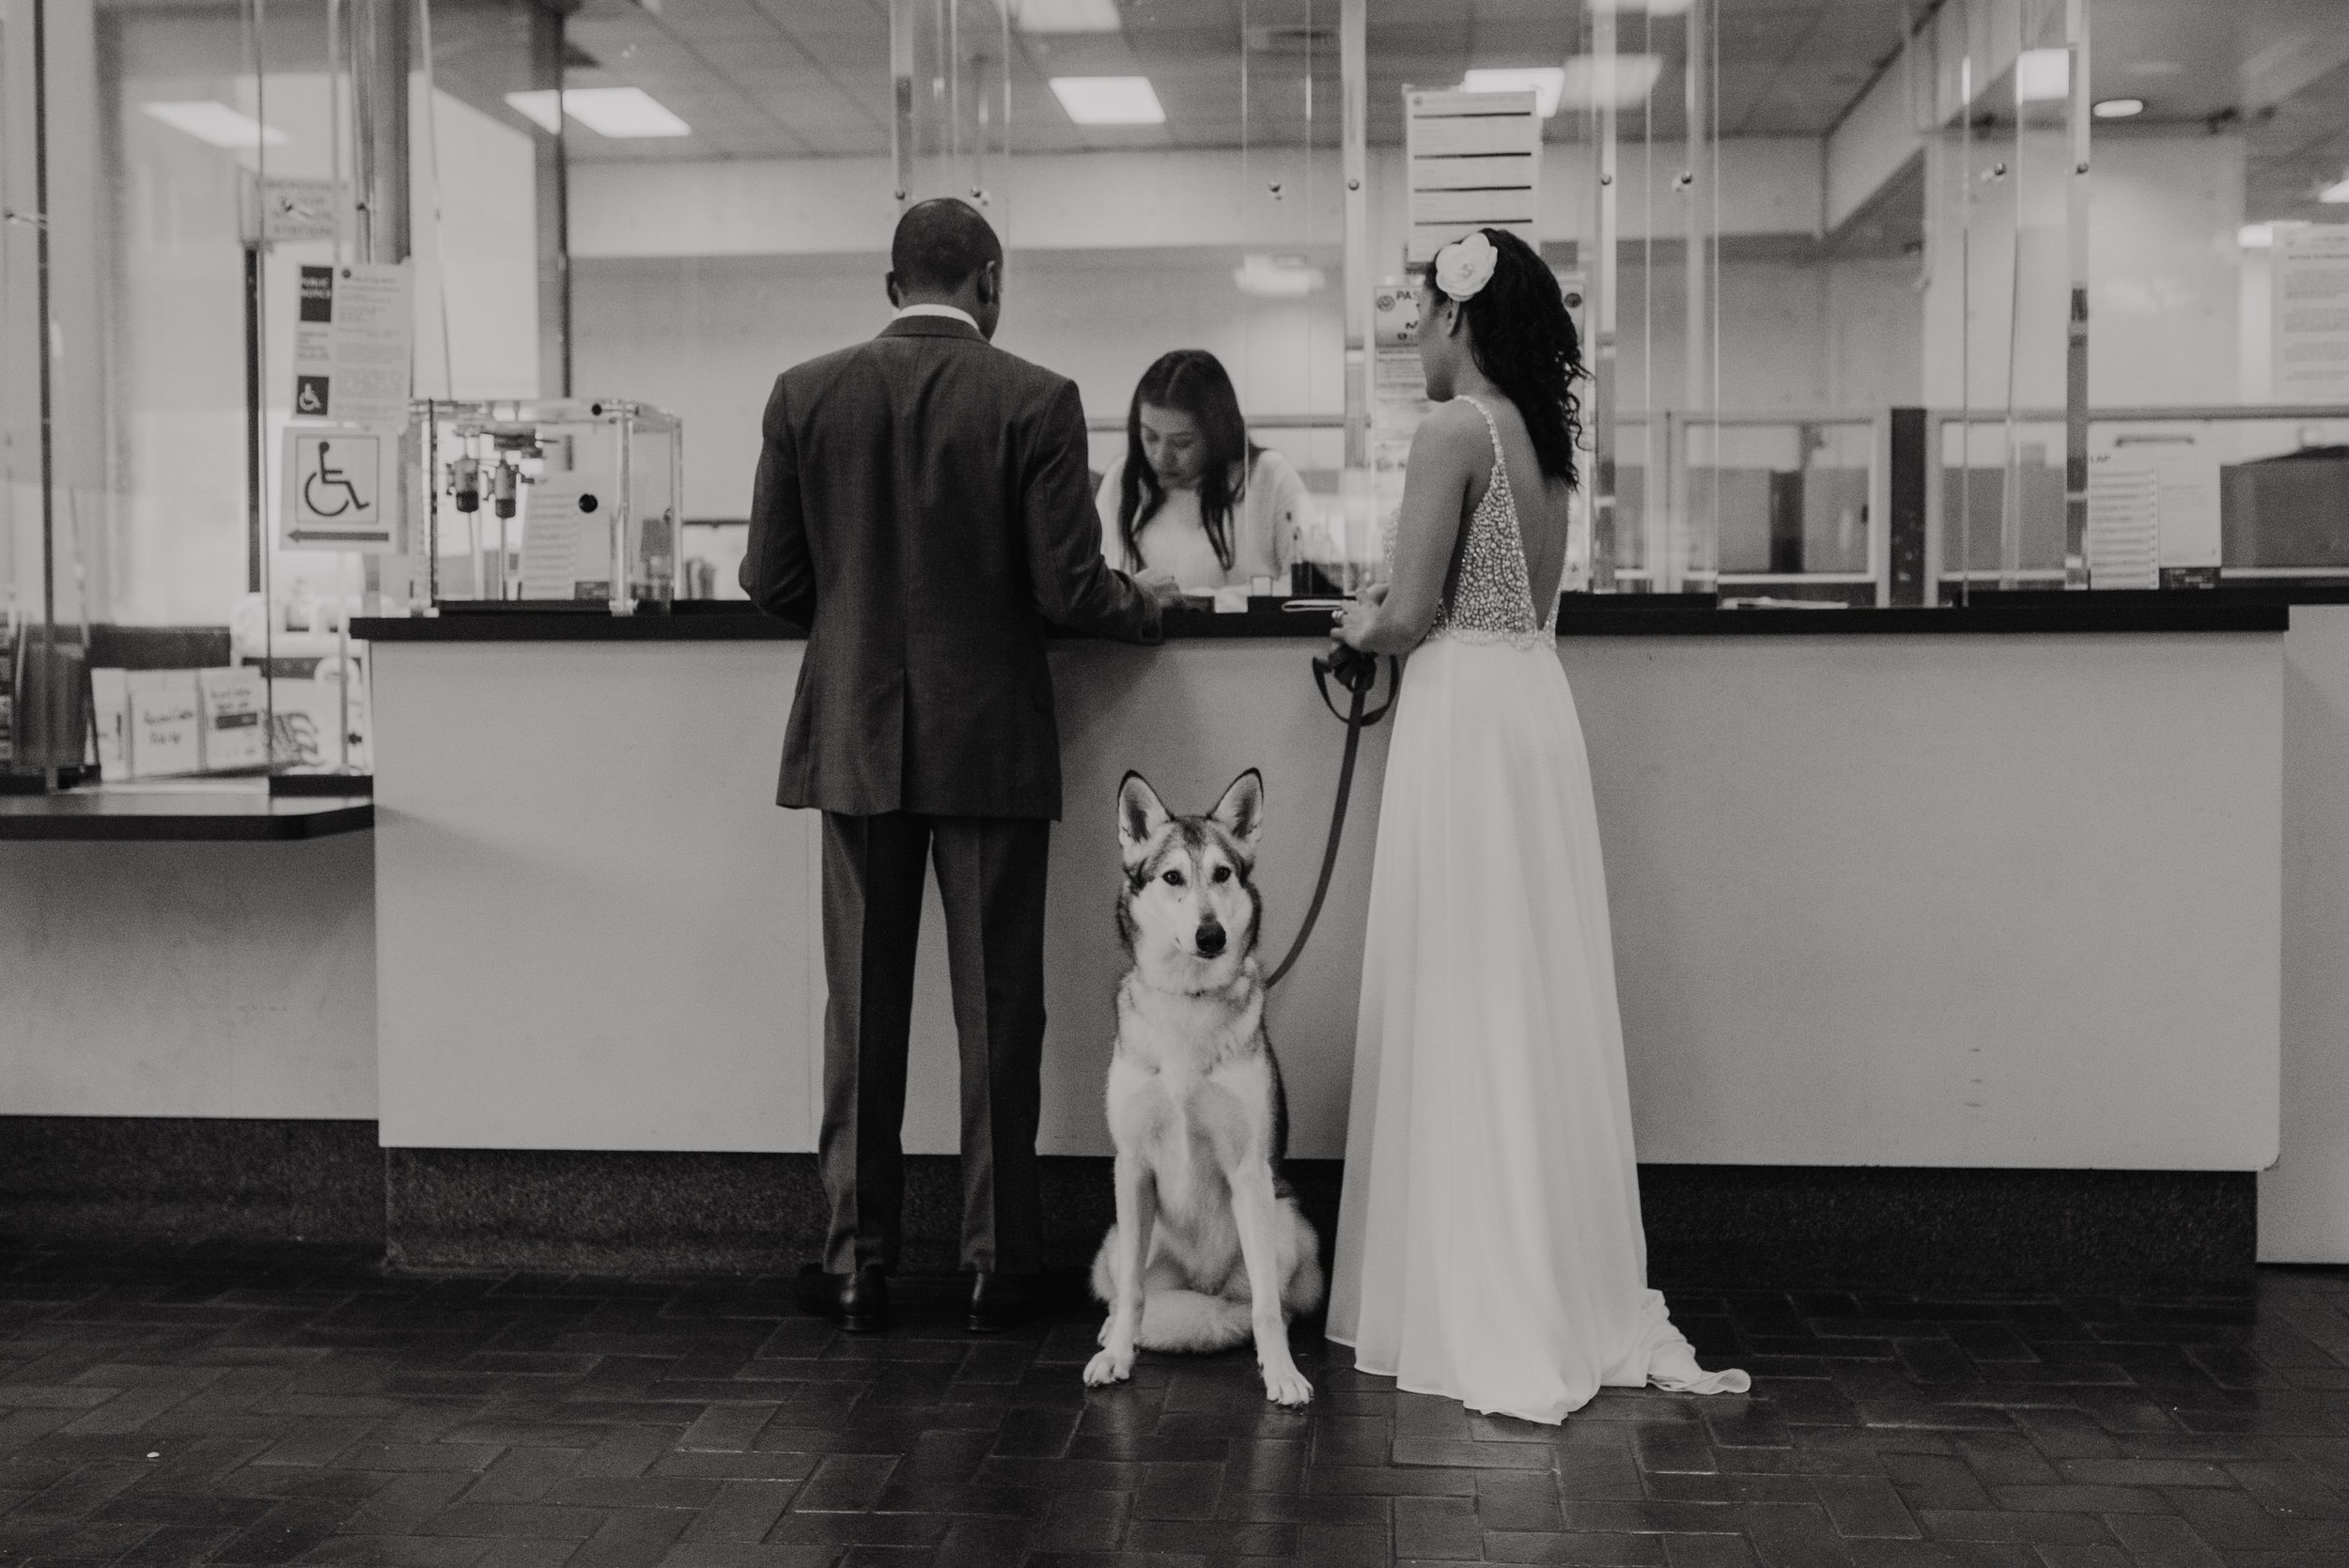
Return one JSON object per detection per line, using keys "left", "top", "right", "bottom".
{"left": 1936, "top": 407, "right": 2349, "bottom": 594}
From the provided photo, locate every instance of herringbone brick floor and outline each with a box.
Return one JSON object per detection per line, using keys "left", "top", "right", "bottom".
{"left": 3, "top": 1241, "right": 2347, "bottom": 1566}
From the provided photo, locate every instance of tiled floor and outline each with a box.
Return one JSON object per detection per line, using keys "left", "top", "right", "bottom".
{"left": 2, "top": 1242, "right": 2347, "bottom": 1567}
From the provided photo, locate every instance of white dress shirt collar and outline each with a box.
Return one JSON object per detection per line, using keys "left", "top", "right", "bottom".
{"left": 894, "top": 303, "right": 979, "bottom": 331}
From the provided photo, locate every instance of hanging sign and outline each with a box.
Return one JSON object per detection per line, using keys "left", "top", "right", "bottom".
{"left": 1404, "top": 88, "right": 1541, "bottom": 266}
{"left": 280, "top": 426, "right": 400, "bottom": 552}
{"left": 2274, "top": 225, "right": 2349, "bottom": 402}
{"left": 262, "top": 179, "right": 347, "bottom": 245}
{"left": 290, "top": 261, "right": 412, "bottom": 426}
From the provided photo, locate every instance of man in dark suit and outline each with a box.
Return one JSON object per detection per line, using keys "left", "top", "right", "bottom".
{"left": 741, "top": 199, "right": 1178, "bottom": 1334}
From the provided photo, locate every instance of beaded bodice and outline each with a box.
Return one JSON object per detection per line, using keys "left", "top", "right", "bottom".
{"left": 1392, "top": 396, "right": 1555, "bottom": 648}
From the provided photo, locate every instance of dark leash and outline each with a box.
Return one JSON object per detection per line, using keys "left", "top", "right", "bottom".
{"left": 1264, "top": 644, "right": 1402, "bottom": 990}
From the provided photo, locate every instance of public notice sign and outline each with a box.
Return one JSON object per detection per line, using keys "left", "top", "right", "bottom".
{"left": 290, "top": 261, "right": 412, "bottom": 426}
{"left": 2274, "top": 225, "right": 2349, "bottom": 402}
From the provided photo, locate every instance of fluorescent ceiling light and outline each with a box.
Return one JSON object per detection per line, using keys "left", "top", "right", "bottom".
{"left": 561, "top": 87, "right": 691, "bottom": 138}
{"left": 141, "top": 101, "right": 288, "bottom": 150}
{"left": 1233, "top": 256, "right": 1326, "bottom": 298}
{"left": 2092, "top": 97, "right": 2144, "bottom": 118}
{"left": 2015, "top": 48, "right": 2070, "bottom": 103}
{"left": 504, "top": 90, "right": 564, "bottom": 132}
{"left": 2322, "top": 176, "right": 2349, "bottom": 203}
{"left": 1014, "top": 0, "right": 1121, "bottom": 32}
{"left": 1049, "top": 76, "right": 1165, "bottom": 125}
{"left": 1561, "top": 54, "right": 1665, "bottom": 111}
{"left": 2239, "top": 224, "right": 2275, "bottom": 248}
{"left": 1587, "top": 0, "right": 1692, "bottom": 11}
{"left": 1462, "top": 68, "right": 1565, "bottom": 118}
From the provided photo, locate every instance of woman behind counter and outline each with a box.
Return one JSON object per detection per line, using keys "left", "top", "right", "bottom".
{"left": 1098, "top": 349, "right": 1313, "bottom": 593}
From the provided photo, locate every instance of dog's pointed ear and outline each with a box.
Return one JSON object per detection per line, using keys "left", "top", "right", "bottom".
{"left": 1117, "top": 772, "right": 1171, "bottom": 866}
{"left": 1209, "top": 768, "right": 1265, "bottom": 860}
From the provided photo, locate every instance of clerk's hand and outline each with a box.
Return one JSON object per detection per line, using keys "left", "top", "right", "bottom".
{"left": 1136, "top": 568, "right": 1186, "bottom": 612}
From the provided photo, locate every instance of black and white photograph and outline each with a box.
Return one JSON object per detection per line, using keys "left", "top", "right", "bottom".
{"left": 3, "top": 0, "right": 2349, "bottom": 1562}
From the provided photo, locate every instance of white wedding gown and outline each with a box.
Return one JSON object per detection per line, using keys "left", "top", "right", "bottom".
{"left": 1327, "top": 396, "right": 1748, "bottom": 1424}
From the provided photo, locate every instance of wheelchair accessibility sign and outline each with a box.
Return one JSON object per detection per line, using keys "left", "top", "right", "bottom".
{"left": 281, "top": 428, "right": 397, "bottom": 552}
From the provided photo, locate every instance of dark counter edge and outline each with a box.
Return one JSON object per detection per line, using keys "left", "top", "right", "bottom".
{"left": 356, "top": 594, "right": 2291, "bottom": 644}
{"left": 0, "top": 800, "right": 374, "bottom": 842}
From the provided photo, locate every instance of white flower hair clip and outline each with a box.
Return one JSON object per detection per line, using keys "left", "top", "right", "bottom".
{"left": 1434, "top": 231, "right": 1499, "bottom": 303}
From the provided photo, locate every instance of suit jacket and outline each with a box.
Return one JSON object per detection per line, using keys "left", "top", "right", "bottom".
{"left": 740, "top": 316, "right": 1163, "bottom": 819}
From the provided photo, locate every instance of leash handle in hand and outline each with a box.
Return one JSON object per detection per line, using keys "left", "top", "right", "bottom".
{"left": 1265, "top": 647, "right": 1398, "bottom": 990}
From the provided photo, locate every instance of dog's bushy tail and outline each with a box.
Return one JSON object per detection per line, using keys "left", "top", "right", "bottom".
{"left": 1137, "top": 1290, "right": 1253, "bottom": 1354}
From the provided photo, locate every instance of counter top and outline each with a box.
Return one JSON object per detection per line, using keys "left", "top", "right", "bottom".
{"left": 355, "top": 591, "right": 2288, "bottom": 643}
{"left": 0, "top": 784, "right": 374, "bottom": 841}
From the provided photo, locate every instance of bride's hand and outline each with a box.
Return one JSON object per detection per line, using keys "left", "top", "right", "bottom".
{"left": 1331, "top": 593, "right": 1377, "bottom": 651}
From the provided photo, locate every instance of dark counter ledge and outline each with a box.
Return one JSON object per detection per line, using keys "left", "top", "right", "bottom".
{"left": 356, "top": 589, "right": 2288, "bottom": 643}
{"left": 0, "top": 789, "right": 374, "bottom": 841}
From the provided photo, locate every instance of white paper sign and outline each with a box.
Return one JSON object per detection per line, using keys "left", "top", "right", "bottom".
{"left": 263, "top": 179, "right": 347, "bottom": 245}
{"left": 520, "top": 467, "right": 618, "bottom": 600}
{"left": 291, "top": 261, "right": 412, "bottom": 426}
{"left": 281, "top": 427, "right": 398, "bottom": 551}
{"left": 123, "top": 670, "right": 201, "bottom": 779}
{"left": 196, "top": 667, "right": 270, "bottom": 772}
{"left": 2274, "top": 225, "right": 2349, "bottom": 402}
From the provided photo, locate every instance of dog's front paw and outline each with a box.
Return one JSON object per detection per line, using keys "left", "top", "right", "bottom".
{"left": 1083, "top": 1346, "right": 1136, "bottom": 1388}
{"left": 1262, "top": 1364, "right": 1314, "bottom": 1408}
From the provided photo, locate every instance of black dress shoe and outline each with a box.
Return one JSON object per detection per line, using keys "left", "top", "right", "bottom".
{"left": 795, "top": 1263, "right": 890, "bottom": 1333}
{"left": 966, "top": 1269, "right": 1038, "bottom": 1334}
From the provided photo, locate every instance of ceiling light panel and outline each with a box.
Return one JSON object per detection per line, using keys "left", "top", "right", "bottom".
{"left": 1016, "top": 0, "right": 1122, "bottom": 33}
{"left": 1560, "top": 54, "right": 1666, "bottom": 112}
{"left": 504, "top": 90, "right": 563, "bottom": 132}
{"left": 1049, "top": 75, "right": 1166, "bottom": 125}
{"left": 1462, "top": 68, "right": 1564, "bottom": 119}
{"left": 2092, "top": 98, "right": 2144, "bottom": 119}
{"left": 561, "top": 87, "right": 692, "bottom": 139}
{"left": 2015, "top": 48, "right": 2070, "bottom": 103}
{"left": 141, "top": 101, "right": 289, "bottom": 149}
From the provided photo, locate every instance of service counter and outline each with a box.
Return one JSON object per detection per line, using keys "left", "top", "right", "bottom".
{"left": 358, "top": 598, "right": 2287, "bottom": 1183}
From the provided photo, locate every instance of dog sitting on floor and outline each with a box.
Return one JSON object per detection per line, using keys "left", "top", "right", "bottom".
{"left": 1082, "top": 769, "right": 1324, "bottom": 1408}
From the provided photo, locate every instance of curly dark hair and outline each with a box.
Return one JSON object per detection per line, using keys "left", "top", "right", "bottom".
{"left": 1423, "top": 227, "right": 1586, "bottom": 489}
{"left": 1115, "top": 349, "right": 1260, "bottom": 574}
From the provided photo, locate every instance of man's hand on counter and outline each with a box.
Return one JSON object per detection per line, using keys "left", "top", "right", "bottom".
{"left": 1136, "top": 568, "right": 1186, "bottom": 613}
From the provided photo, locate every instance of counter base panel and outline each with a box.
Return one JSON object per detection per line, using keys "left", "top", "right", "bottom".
{"left": 0, "top": 1117, "right": 2254, "bottom": 1293}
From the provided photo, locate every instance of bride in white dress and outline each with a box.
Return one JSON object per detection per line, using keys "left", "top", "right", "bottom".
{"left": 1326, "top": 229, "right": 1747, "bottom": 1424}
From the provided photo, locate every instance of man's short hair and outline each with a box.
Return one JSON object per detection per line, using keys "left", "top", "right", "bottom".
{"left": 891, "top": 198, "right": 1003, "bottom": 294}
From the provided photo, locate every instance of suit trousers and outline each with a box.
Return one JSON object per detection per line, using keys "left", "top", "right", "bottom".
{"left": 818, "top": 811, "right": 1051, "bottom": 1275}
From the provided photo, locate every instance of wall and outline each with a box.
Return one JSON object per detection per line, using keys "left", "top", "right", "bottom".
{"left": 575, "top": 248, "right": 1921, "bottom": 522}
{"left": 0, "top": 837, "right": 377, "bottom": 1120}
{"left": 1921, "top": 131, "right": 2247, "bottom": 409}
{"left": 371, "top": 630, "right": 2280, "bottom": 1172}
{"left": 569, "top": 140, "right": 1826, "bottom": 263}
{"left": 572, "top": 248, "right": 1346, "bottom": 520}
{"left": 1568, "top": 631, "right": 2280, "bottom": 1169}
{"left": 2261, "top": 603, "right": 2349, "bottom": 1262}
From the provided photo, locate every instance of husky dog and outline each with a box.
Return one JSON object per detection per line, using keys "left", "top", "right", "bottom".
{"left": 1083, "top": 769, "right": 1324, "bottom": 1408}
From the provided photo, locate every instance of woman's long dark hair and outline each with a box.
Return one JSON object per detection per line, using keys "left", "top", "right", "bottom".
{"left": 1424, "top": 227, "right": 1586, "bottom": 489}
{"left": 1117, "top": 349, "right": 1260, "bottom": 572}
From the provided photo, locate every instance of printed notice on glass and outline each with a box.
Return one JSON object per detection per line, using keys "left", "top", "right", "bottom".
{"left": 520, "top": 467, "right": 618, "bottom": 600}
{"left": 262, "top": 179, "right": 347, "bottom": 245}
{"left": 291, "top": 262, "right": 412, "bottom": 425}
{"left": 2274, "top": 225, "right": 2349, "bottom": 401}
